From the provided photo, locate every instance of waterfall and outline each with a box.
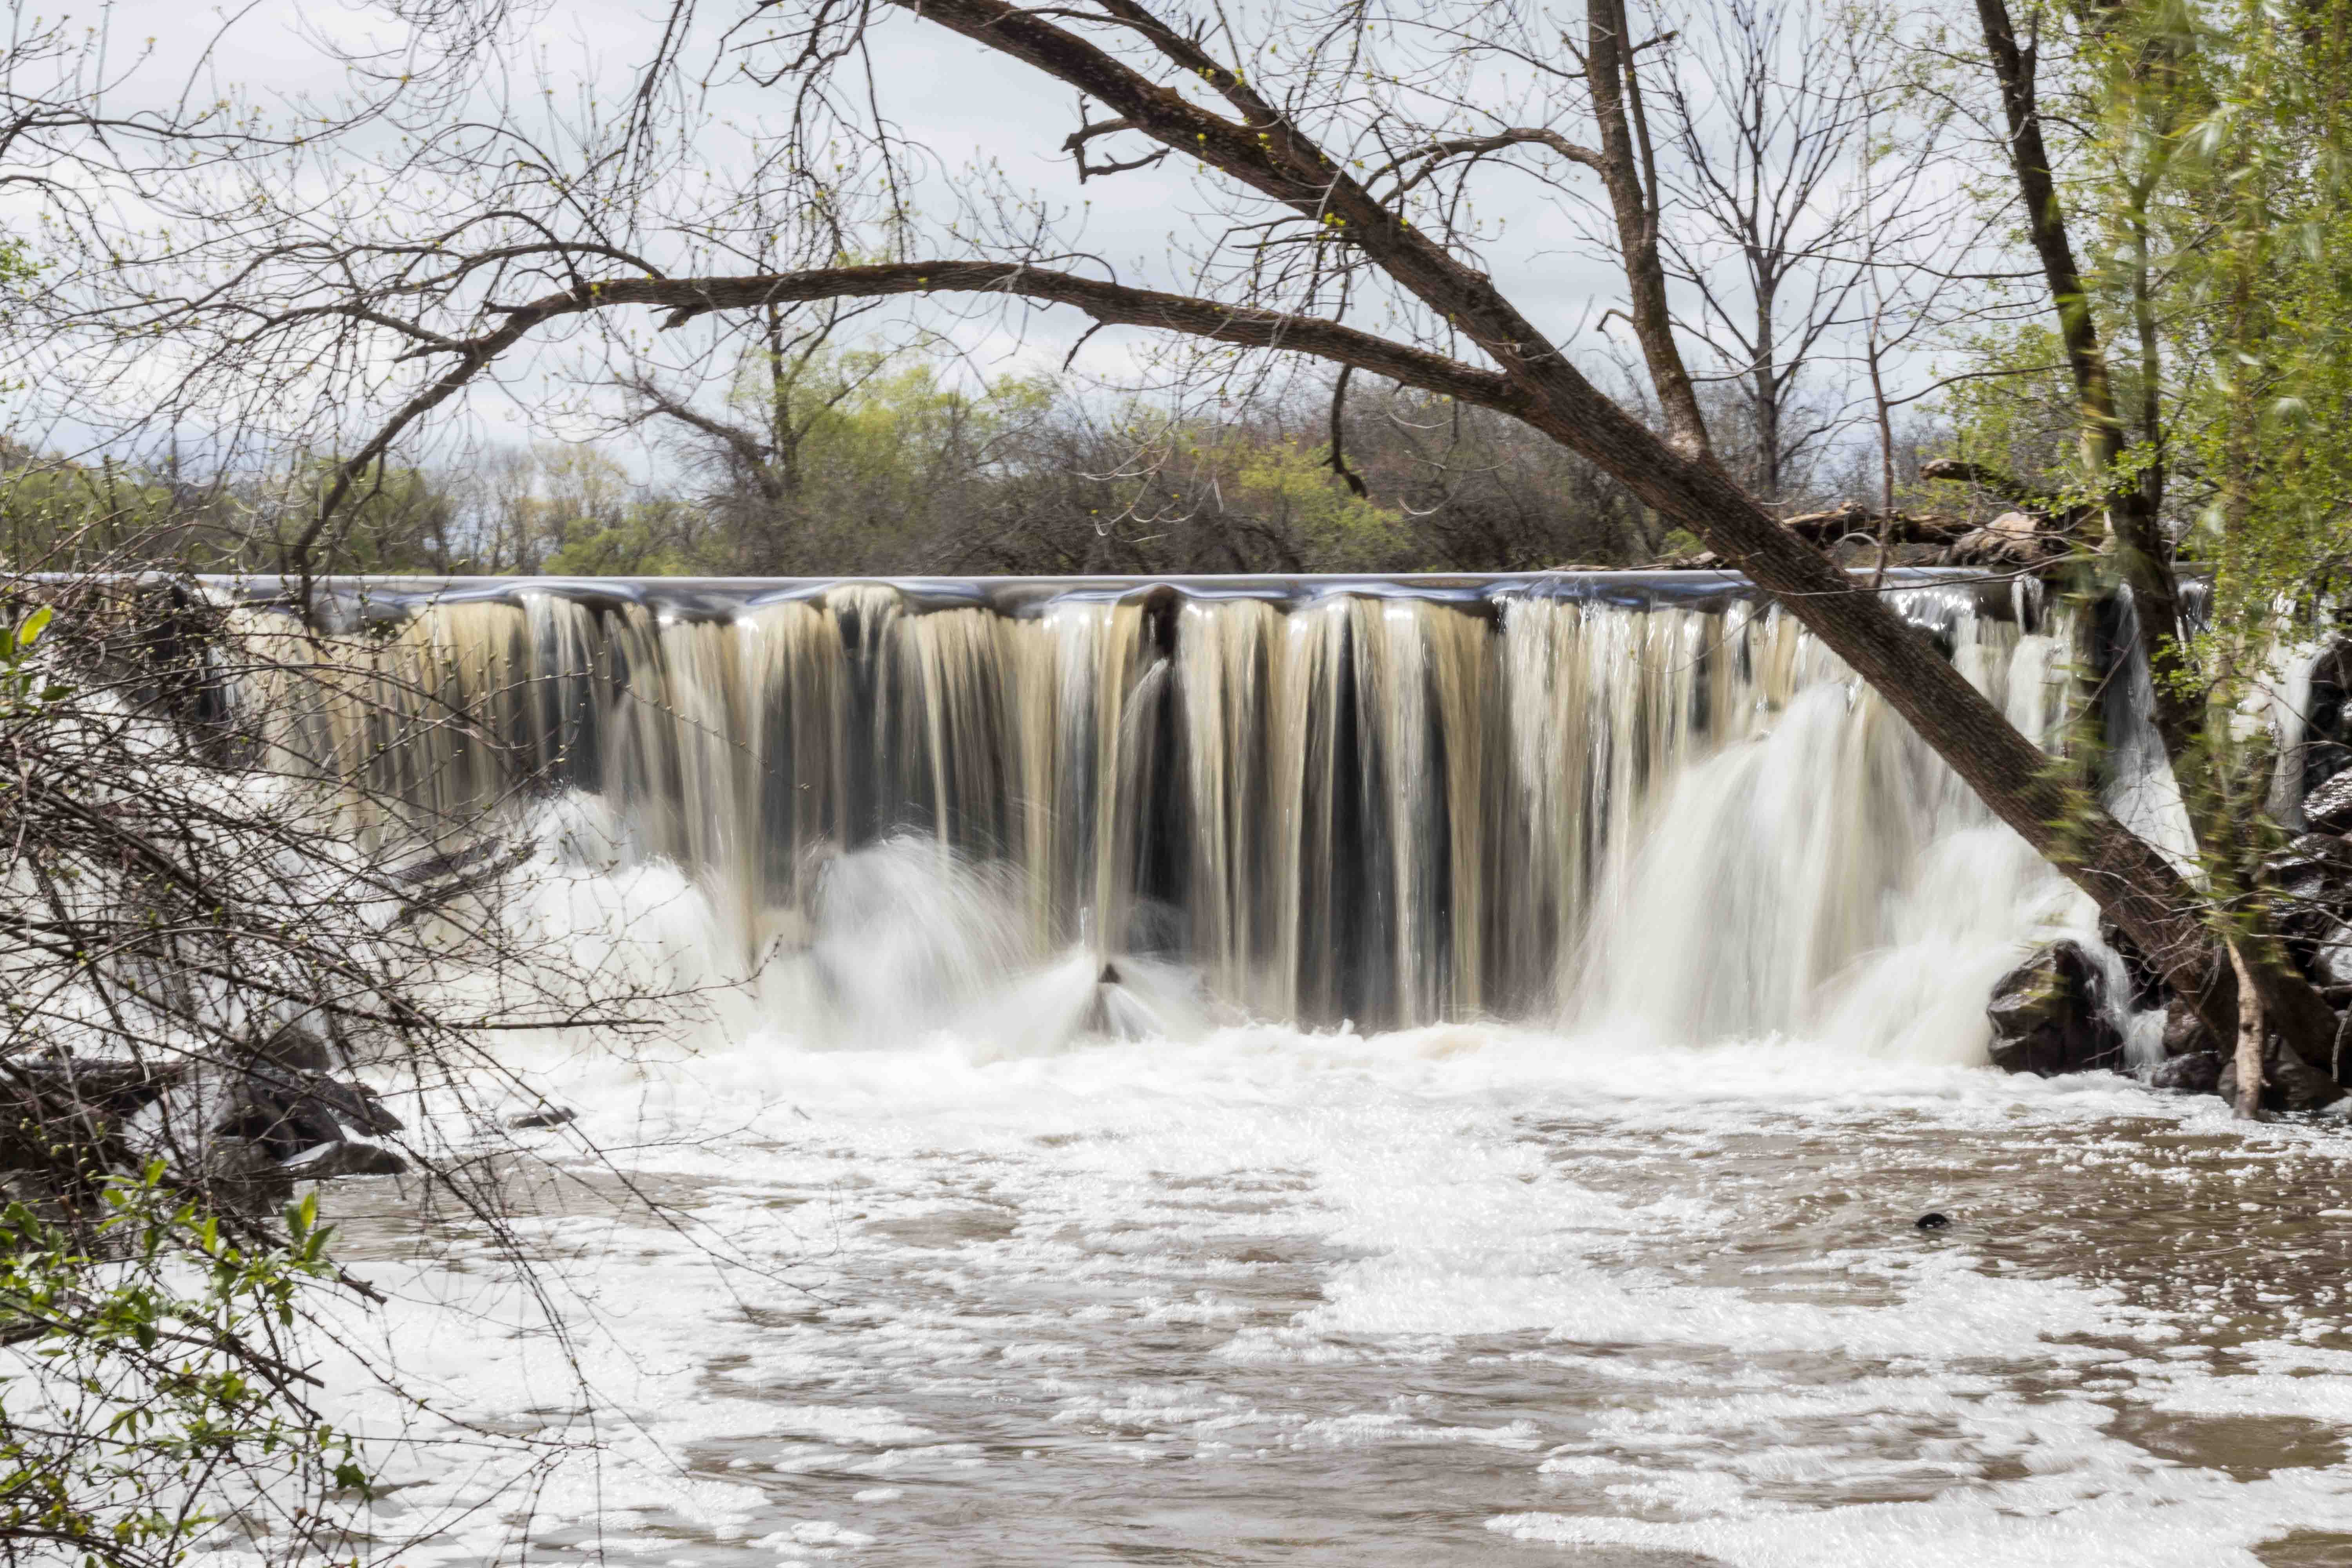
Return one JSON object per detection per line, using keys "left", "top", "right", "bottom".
{"left": 225, "top": 570, "right": 2099, "bottom": 1052}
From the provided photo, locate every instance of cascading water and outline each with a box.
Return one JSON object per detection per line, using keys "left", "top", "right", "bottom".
{"left": 226, "top": 570, "right": 2352, "bottom": 1568}
{"left": 228, "top": 568, "right": 2100, "bottom": 1060}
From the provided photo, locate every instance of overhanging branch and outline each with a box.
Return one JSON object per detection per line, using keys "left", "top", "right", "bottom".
{"left": 314, "top": 261, "right": 1528, "bottom": 554}
{"left": 1918, "top": 457, "right": 2072, "bottom": 519}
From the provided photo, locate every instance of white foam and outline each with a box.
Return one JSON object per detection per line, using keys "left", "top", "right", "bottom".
{"left": 261, "top": 1004, "right": 2352, "bottom": 1566}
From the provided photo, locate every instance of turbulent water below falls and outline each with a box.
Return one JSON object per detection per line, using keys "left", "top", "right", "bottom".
{"left": 320, "top": 1028, "right": 2352, "bottom": 1568}
{"left": 233, "top": 571, "right": 2351, "bottom": 1564}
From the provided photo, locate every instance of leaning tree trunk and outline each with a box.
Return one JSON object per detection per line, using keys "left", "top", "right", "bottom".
{"left": 297, "top": 0, "right": 2319, "bottom": 1066}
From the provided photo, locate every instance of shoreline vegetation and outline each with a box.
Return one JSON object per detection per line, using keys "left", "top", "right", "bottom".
{"left": 3, "top": 0, "right": 2352, "bottom": 1557}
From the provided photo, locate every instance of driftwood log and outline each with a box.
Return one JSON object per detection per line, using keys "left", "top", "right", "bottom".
{"left": 1657, "top": 502, "right": 2073, "bottom": 570}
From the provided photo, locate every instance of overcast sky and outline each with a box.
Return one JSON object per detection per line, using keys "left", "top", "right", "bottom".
{"left": 17, "top": 0, "right": 1977, "bottom": 482}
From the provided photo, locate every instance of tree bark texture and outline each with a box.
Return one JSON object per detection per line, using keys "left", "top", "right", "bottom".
{"left": 2229, "top": 938, "right": 2268, "bottom": 1118}
{"left": 1973, "top": 0, "right": 2199, "bottom": 762}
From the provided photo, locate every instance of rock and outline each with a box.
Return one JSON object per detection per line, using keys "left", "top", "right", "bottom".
{"left": 385, "top": 838, "right": 533, "bottom": 929}
{"left": 140, "top": 1071, "right": 343, "bottom": 1164}
{"left": 257, "top": 1022, "right": 337, "bottom": 1073}
{"left": 2162, "top": 998, "right": 2220, "bottom": 1058}
{"left": 291, "top": 1073, "right": 403, "bottom": 1136}
{"left": 198, "top": 1136, "right": 287, "bottom": 1192}
{"left": 0, "top": 1055, "right": 176, "bottom": 1116}
{"left": 127, "top": 1061, "right": 404, "bottom": 1183}
{"left": 1987, "top": 939, "right": 2125, "bottom": 1076}
{"left": 385, "top": 838, "right": 505, "bottom": 884}
{"left": 278, "top": 1140, "right": 407, "bottom": 1178}
{"left": 2305, "top": 743, "right": 2352, "bottom": 803}
{"left": 2288, "top": 832, "right": 2352, "bottom": 873}
{"left": 0, "top": 1052, "right": 402, "bottom": 1194}
{"left": 0, "top": 1058, "right": 184, "bottom": 1183}
{"left": 2308, "top": 767, "right": 2352, "bottom": 836}
{"left": 2313, "top": 921, "right": 2352, "bottom": 990}
{"left": 2150, "top": 1052, "right": 2223, "bottom": 1093}
{"left": 505, "top": 1105, "right": 576, "bottom": 1130}
{"left": 2261, "top": 834, "right": 2352, "bottom": 946}
{"left": 2218, "top": 1038, "right": 2348, "bottom": 1112}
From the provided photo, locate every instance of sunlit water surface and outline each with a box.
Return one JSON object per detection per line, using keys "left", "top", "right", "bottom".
{"left": 307, "top": 1025, "right": 2352, "bottom": 1568}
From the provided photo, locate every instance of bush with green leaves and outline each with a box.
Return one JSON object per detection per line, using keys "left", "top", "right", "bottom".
{"left": 0, "top": 1169, "right": 370, "bottom": 1568}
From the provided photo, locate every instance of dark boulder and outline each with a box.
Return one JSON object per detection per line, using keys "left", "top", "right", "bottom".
{"left": 2261, "top": 834, "right": 2352, "bottom": 953}
{"left": 2308, "top": 767, "right": 2352, "bottom": 837}
{"left": 192, "top": 1136, "right": 289, "bottom": 1192}
{"left": 289, "top": 1073, "right": 402, "bottom": 1137}
{"left": 2269, "top": 832, "right": 2352, "bottom": 878}
{"left": 0, "top": 1056, "right": 180, "bottom": 1181}
{"left": 2312, "top": 920, "right": 2352, "bottom": 991}
{"left": 1987, "top": 940, "right": 2125, "bottom": 1076}
{"left": 2150, "top": 1052, "right": 2223, "bottom": 1093}
{"left": 256, "top": 1021, "right": 335, "bottom": 1073}
{"left": 0, "top": 1052, "right": 403, "bottom": 1196}
{"left": 138, "top": 1071, "right": 341, "bottom": 1167}
{"left": 2217, "top": 1038, "right": 2346, "bottom": 1113}
{"left": 2162, "top": 997, "right": 2220, "bottom": 1058}
{"left": 127, "top": 1060, "right": 404, "bottom": 1187}
{"left": 2304, "top": 745, "right": 2352, "bottom": 806}
{"left": 278, "top": 1139, "right": 407, "bottom": 1178}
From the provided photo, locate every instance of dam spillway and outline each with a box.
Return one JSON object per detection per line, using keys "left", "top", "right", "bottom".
{"left": 225, "top": 569, "right": 2352, "bottom": 1567}
{"left": 223, "top": 569, "right": 2092, "bottom": 1049}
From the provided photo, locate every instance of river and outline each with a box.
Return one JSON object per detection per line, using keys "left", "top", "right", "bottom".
{"left": 237, "top": 571, "right": 2352, "bottom": 1566}
{"left": 317, "top": 1021, "right": 2352, "bottom": 1567}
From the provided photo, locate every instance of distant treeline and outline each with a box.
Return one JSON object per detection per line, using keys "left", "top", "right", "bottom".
{"left": 0, "top": 356, "right": 1955, "bottom": 578}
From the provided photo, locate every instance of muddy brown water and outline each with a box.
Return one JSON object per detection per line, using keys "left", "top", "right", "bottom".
{"left": 302, "top": 1044, "right": 2352, "bottom": 1568}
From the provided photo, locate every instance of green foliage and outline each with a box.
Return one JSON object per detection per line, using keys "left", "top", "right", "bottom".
{"left": 539, "top": 496, "right": 700, "bottom": 575}
{"left": 2167, "top": 0, "right": 2352, "bottom": 648}
{"left": 726, "top": 351, "right": 1062, "bottom": 573}
{"left": 0, "top": 242, "right": 31, "bottom": 292}
{"left": 1224, "top": 439, "right": 1408, "bottom": 567}
{"left": 0, "top": 1166, "right": 367, "bottom": 1566}
{"left": 1940, "top": 0, "right": 2352, "bottom": 697}
{"left": 0, "top": 454, "right": 190, "bottom": 570}
{"left": 1938, "top": 325, "right": 2080, "bottom": 498}
{"left": 1908, "top": 0, "right": 2352, "bottom": 936}
{"left": 0, "top": 604, "right": 73, "bottom": 715}
{"left": 0, "top": 233, "right": 38, "bottom": 298}
{"left": 0, "top": 334, "right": 1654, "bottom": 578}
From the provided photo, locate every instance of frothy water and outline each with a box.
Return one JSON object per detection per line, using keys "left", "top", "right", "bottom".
{"left": 209, "top": 570, "right": 2352, "bottom": 1564}
{"left": 295, "top": 796, "right": 2352, "bottom": 1567}
{"left": 318, "top": 1011, "right": 2352, "bottom": 1567}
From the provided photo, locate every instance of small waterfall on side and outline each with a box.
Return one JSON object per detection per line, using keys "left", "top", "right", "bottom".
{"left": 223, "top": 571, "right": 2100, "bottom": 1056}
{"left": 1570, "top": 593, "right": 2087, "bottom": 1058}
